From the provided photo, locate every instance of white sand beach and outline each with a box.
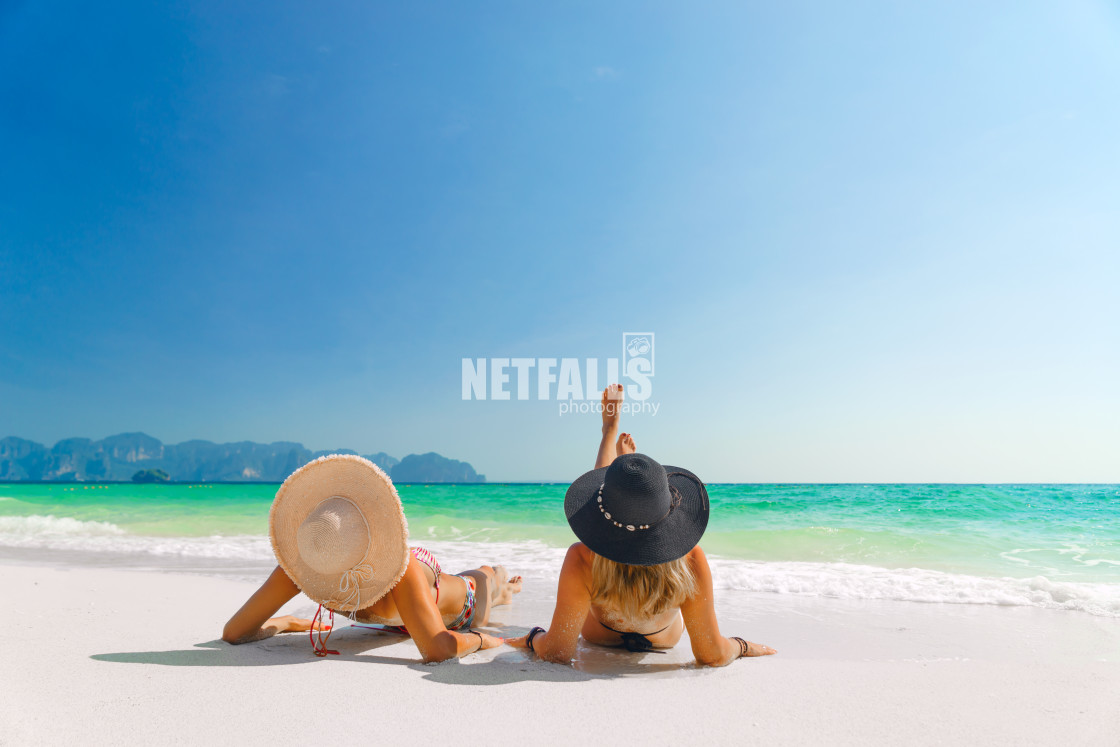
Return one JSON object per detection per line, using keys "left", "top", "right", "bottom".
{"left": 3, "top": 558, "right": 1118, "bottom": 746}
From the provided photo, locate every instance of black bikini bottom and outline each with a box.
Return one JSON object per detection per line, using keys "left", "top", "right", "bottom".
{"left": 598, "top": 620, "right": 671, "bottom": 653}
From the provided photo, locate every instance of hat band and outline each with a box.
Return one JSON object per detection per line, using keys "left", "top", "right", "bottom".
{"left": 326, "top": 562, "right": 375, "bottom": 614}
{"left": 595, "top": 482, "right": 682, "bottom": 532}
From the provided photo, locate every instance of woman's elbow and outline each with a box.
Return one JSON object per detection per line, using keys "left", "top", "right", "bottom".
{"left": 541, "top": 651, "right": 574, "bottom": 665}
{"left": 536, "top": 641, "right": 575, "bottom": 665}
{"left": 693, "top": 644, "right": 732, "bottom": 667}
{"left": 422, "top": 632, "right": 459, "bottom": 663}
{"left": 221, "top": 621, "right": 246, "bottom": 645}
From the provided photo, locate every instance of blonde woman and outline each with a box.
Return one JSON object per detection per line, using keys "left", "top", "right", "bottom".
{"left": 222, "top": 454, "right": 520, "bottom": 663}
{"left": 510, "top": 385, "right": 775, "bottom": 665}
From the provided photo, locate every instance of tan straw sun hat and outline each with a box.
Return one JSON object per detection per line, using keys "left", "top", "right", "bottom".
{"left": 269, "top": 454, "right": 410, "bottom": 613}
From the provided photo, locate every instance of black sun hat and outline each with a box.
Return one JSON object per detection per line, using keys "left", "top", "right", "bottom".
{"left": 564, "top": 453, "right": 709, "bottom": 566}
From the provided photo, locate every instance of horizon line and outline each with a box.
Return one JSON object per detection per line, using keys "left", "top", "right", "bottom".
{"left": 3, "top": 480, "right": 1117, "bottom": 487}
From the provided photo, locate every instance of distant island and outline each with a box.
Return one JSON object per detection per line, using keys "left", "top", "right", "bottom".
{"left": 0, "top": 433, "right": 485, "bottom": 483}
{"left": 131, "top": 468, "right": 170, "bottom": 483}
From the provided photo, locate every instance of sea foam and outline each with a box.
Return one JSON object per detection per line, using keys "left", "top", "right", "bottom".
{"left": 3, "top": 515, "right": 1118, "bottom": 618}
{"left": 0, "top": 515, "right": 271, "bottom": 560}
{"left": 708, "top": 557, "right": 1120, "bottom": 618}
{"left": 0, "top": 514, "right": 126, "bottom": 537}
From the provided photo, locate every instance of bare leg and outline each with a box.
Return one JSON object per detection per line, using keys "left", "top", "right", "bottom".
{"left": 594, "top": 384, "right": 624, "bottom": 469}
{"left": 457, "top": 564, "right": 522, "bottom": 626}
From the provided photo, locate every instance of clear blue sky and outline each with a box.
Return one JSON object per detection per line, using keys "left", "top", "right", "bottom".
{"left": 2, "top": 1, "right": 1118, "bottom": 481}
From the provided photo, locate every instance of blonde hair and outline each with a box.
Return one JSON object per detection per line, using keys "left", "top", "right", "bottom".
{"left": 590, "top": 552, "right": 697, "bottom": 621}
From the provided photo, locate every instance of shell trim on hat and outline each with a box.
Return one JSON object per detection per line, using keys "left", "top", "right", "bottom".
{"left": 564, "top": 453, "right": 709, "bottom": 567}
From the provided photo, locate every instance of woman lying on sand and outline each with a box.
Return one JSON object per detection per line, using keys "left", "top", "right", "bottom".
{"left": 222, "top": 454, "right": 521, "bottom": 662}
{"left": 510, "top": 384, "right": 776, "bottom": 666}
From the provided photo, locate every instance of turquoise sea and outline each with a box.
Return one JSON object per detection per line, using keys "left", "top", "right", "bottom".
{"left": 2, "top": 482, "right": 1118, "bottom": 616}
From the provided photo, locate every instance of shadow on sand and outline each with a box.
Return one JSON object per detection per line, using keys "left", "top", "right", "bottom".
{"left": 90, "top": 626, "right": 416, "bottom": 668}
{"left": 410, "top": 647, "right": 691, "bottom": 686}
{"left": 91, "top": 624, "right": 698, "bottom": 684}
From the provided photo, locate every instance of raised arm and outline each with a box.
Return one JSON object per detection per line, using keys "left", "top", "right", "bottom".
{"left": 222, "top": 565, "right": 307, "bottom": 644}
{"left": 680, "top": 547, "right": 776, "bottom": 666}
{"left": 509, "top": 542, "right": 593, "bottom": 664}
{"left": 391, "top": 554, "right": 503, "bottom": 663}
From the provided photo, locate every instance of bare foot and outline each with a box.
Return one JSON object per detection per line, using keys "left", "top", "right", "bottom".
{"left": 491, "top": 567, "right": 523, "bottom": 606}
{"left": 601, "top": 384, "right": 624, "bottom": 435}
{"left": 616, "top": 432, "right": 636, "bottom": 455}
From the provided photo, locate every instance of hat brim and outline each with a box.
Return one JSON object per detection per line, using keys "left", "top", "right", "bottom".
{"left": 564, "top": 457, "right": 709, "bottom": 566}
{"left": 269, "top": 455, "right": 410, "bottom": 612}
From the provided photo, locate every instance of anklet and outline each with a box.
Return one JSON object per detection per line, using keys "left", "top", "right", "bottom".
{"left": 527, "top": 626, "right": 545, "bottom": 653}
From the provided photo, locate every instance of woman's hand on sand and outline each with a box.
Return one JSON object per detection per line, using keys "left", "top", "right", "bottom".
{"left": 226, "top": 615, "right": 331, "bottom": 644}
{"left": 475, "top": 631, "right": 505, "bottom": 650}
{"left": 270, "top": 615, "right": 331, "bottom": 635}
{"left": 742, "top": 640, "right": 776, "bottom": 657}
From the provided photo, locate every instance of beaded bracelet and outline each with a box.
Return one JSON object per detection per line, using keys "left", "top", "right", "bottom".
{"left": 468, "top": 630, "right": 484, "bottom": 653}
{"left": 730, "top": 636, "right": 749, "bottom": 658}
